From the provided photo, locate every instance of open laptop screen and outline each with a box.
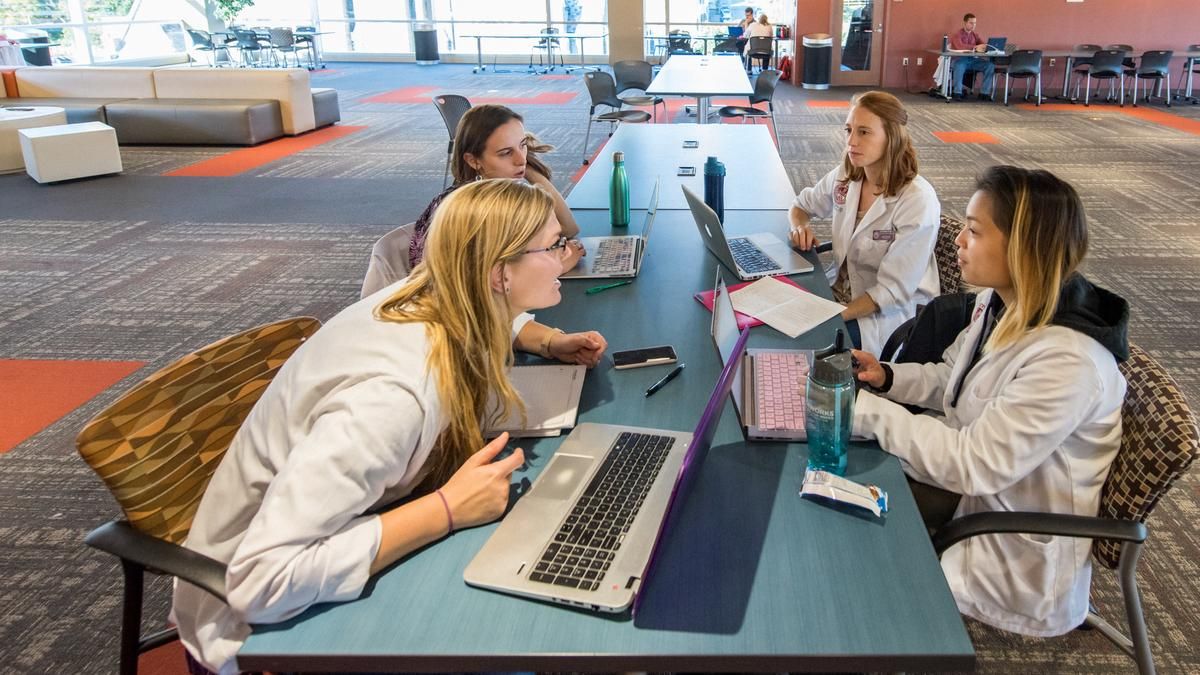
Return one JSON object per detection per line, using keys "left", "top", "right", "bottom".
{"left": 632, "top": 308, "right": 749, "bottom": 617}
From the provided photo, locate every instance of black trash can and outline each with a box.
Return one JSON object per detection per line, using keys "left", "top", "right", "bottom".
{"left": 802, "top": 33, "right": 832, "bottom": 90}
{"left": 413, "top": 22, "right": 439, "bottom": 65}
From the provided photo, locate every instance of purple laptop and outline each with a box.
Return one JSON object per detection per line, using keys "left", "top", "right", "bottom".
{"left": 465, "top": 326, "right": 751, "bottom": 614}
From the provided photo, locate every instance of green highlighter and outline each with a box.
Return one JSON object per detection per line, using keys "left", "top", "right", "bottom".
{"left": 585, "top": 279, "right": 633, "bottom": 295}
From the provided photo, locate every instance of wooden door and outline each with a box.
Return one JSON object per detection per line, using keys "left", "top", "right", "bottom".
{"left": 830, "top": 0, "right": 884, "bottom": 86}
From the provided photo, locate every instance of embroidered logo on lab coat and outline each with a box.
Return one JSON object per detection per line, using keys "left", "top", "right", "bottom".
{"left": 833, "top": 182, "right": 849, "bottom": 207}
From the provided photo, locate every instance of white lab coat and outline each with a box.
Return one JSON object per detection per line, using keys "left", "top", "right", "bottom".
{"left": 793, "top": 168, "right": 940, "bottom": 354}
{"left": 852, "top": 290, "right": 1126, "bottom": 636}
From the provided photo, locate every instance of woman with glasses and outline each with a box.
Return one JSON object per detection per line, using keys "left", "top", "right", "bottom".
{"left": 408, "top": 103, "right": 585, "bottom": 273}
{"left": 173, "top": 179, "right": 607, "bottom": 675}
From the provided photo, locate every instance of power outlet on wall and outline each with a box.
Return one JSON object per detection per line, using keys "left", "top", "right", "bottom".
{"left": 916, "top": 57, "right": 923, "bottom": 66}
{"left": 902, "top": 57, "right": 909, "bottom": 66}
{"left": 1049, "top": 57, "right": 1056, "bottom": 66}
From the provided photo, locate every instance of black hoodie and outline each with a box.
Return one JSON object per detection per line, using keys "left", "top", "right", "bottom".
{"left": 950, "top": 273, "right": 1129, "bottom": 408}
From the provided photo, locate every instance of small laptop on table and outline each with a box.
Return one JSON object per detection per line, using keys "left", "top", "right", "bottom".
{"left": 985, "top": 37, "right": 1007, "bottom": 54}
{"left": 562, "top": 178, "right": 660, "bottom": 279}
{"left": 682, "top": 185, "right": 813, "bottom": 281}
{"left": 465, "top": 320, "right": 749, "bottom": 614}
{"left": 710, "top": 275, "right": 813, "bottom": 442}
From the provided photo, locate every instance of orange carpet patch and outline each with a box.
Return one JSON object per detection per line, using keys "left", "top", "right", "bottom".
{"left": 164, "top": 125, "right": 366, "bottom": 177}
{"left": 807, "top": 100, "right": 850, "bottom": 108}
{"left": 139, "top": 639, "right": 189, "bottom": 675}
{"left": 538, "top": 74, "right": 576, "bottom": 81}
{"left": 0, "top": 358, "right": 145, "bottom": 454}
{"left": 933, "top": 131, "right": 999, "bottom": 144}
{"left": 361, "top": 85, "right": 437, "bottom": 103}
{"left": 473, "top": 92, "right": 577, "bottom": 105}
{"left": 1016, "top": 103, "right": 1200, "bottom": 136}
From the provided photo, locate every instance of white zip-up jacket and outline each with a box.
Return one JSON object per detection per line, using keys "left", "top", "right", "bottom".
{"left": 793, "top": 167, "right": 940, "bottom": 355}
{"left": 852, "top": 283, "right": 1129, "bottom": 636}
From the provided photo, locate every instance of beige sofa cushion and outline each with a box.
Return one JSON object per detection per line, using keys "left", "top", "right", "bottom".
{"left": 152, "top": 67, "right": 315, "bottom": 135}
{"left": 15, "top": 67, "right": 158, "bottom": 98}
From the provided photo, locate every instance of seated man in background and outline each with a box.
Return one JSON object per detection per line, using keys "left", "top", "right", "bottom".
{"left": 949, "top": 12, "right": 995, "bottom": 101}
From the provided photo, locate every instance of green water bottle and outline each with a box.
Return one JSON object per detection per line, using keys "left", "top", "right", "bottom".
{"left": 610, "top": 151, "right": 630, "bottom": 228}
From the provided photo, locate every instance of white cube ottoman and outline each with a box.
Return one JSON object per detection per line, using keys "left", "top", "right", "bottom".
{"left": 18, "top": 121, "right": 123, "bottom": 184}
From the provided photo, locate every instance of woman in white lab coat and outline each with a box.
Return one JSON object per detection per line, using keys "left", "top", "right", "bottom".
{"left": 851, "top": 165, "right": 1130, "bottom": 637}
{"left": 789, "top": 91, "right": 940, "bottom": 355}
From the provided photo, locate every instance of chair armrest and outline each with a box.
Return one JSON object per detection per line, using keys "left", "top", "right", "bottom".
{"left": 932, "top": 511, "right": 1147, "bottom": 556}
{"left": 85, "top": 520, "right": 228, "bottom": 602}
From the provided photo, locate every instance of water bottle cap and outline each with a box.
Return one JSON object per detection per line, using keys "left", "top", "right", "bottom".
{"left": 613, "top": 151, "right": 624, "bottom": 162}
{"left": 812, "top": 350, "right": 854, "bottom": 386}
{"left": 705, "top": 156, "right": 719, "bottom": 167}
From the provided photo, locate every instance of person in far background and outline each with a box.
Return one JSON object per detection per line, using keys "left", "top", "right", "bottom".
{"left": 735, "top": 7, "right": 755, "bottom": 56}
{"left": 949, "top": 12, "right": 995, "bottom": 101}
{"left": 788, "top": 91, "right": 940, "bottom": 355}
{"left": 744, "top": 13, "right": 774, "bottom": 71}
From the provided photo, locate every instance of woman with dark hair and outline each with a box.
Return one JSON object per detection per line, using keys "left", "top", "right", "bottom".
{"left": 789, "top": 90, "right": 940, "bottom": 354}
{"left": 409, "top": 104, "right": 583, "bottom": 271}
{"left": 852, "top": 165, "right": 1130, "bottom": 637}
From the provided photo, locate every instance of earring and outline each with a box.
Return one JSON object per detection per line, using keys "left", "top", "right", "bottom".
{"left": 505, "top": 285, "right": 511, "bottom": 294}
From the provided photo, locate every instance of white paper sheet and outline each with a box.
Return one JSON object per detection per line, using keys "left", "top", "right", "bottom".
{"left": 729, "top": 276, "right": 845, "bottom": 338}
{"left": 484, "top": 364, "right": 586, "bottom": 437}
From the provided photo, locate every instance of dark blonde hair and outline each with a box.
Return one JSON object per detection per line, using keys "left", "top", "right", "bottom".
{"left": 840, "top": 91, "right": 919, "bottom": 198}
{"left": 975, "top": 165, "right": 1089, "bottom": 351}
{"left": 450, "top": 104, "right": 552, "bottom": 185}
{"left": 376, "top": 179, "right": 555, "bottom": 488}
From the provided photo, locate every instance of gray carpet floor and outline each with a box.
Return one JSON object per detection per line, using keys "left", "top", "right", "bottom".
{"left": 1, "top": 62, "right": 1198, "bottom": 674}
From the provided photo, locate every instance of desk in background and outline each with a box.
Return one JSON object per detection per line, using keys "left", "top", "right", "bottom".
{"left": 466, "top": 33, "right": 606, "bottom": 74}
{"left": 239, "top": 209, "right": 974, "bottom": 673}
{"left": 646, "top": 54, "right": 752, "bottom": 123}
{"left": 567, "top": 124, "right": 792, "bottom": 211}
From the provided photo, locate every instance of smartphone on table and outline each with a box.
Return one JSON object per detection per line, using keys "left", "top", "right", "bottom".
{"left": 612, "top": 345, "right": 678, "bottom": 370}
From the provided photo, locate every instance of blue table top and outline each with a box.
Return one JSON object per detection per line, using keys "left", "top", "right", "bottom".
{"left": 239, "top": 208, "right": 974, "bottom": 672}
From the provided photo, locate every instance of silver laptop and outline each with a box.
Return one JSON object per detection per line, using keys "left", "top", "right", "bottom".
{"left": 465, "top": 323, "right": 749, "bottom": 614}
{"left": 682, "top": 185, "right": 813, "bottom": 280}
{"left": 562, "top": 178, "right": 660, "bottom": 279}
{"left": 710, "top": 275, "right": 812, "bottom": 442}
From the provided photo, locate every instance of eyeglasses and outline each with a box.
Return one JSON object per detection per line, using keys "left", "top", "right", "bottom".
{"left": 518, "top": 235, "right": 570, "bottom": 258}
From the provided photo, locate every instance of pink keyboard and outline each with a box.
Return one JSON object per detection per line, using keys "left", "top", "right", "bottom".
{"left": 754, "top": 351, "right": 809, "bottom": 431}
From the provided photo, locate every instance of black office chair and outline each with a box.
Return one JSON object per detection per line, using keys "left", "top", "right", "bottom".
{"left": 613, "top": 59, "right": 666, "bottom": 122}
{"left": 433, "top": 94, "right": 472, "bottom": 188}
{"left": 1126, "top": 50, "right": 1172, "bottom": 107}
{"left": 581, "top": 71, "right": 651, "bottom": 164}
{"left": 667, "top": 30, "right": 697, "bottom": 57}
{"left": 530, "top": 27, "right": 564, "bottom": 72}
{"left": 232, "top": 28, "right": 267, "bottom": 67}
{"left": 1073, "top": 49, "right": 1126, "bottom": 106}
{"left": 1175, "top": 43, "right": 1200, "bottom": 103}
{"left": 998, "top": 49, "right": 1043, "bottom": 106}
{"left": 718, "top": 69, "right": 782, "bottom": 129}
{"left": 268, "top": 28, "right": 303, "bottom": 68}
{"left": 1069, "top": 42, "right": 1104, "bottom": 85}
{"left": 744, "top": 36, "right": 773, "bottom": 73}
{"left": 1106, "top": 43, "right": 1137, "bottom": 70}
{"left": 184, "top": 29, "right": 228, "bottom": 67}
{"left": 294, "top": 25, "right": 319, "bottom": 68}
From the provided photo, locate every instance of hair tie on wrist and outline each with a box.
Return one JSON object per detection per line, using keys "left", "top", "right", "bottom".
{"left": 435, "top": 489, "right": 454, "bottom": 535}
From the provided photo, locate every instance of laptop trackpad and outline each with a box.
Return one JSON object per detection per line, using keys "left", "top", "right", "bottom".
{"left": 527, "top": 454, "right": 594, "bottom": 501}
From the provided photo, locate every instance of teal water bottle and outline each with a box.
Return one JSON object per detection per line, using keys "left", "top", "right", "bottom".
{"left": 610, "top": 150, "right": 630, "bottom": 228}
{"left": 805, "top": 329, "right": 855, "bottom": 476}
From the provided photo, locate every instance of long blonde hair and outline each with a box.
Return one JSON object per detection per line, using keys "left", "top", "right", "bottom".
{"left": 841, "top": 91, "right": 919, "bottom": 197}
{"left": 975, "top": 165, "right": 1089, "bottom": 352}
{"left": 375, "top": 179, "right": 555, "bottom": 487}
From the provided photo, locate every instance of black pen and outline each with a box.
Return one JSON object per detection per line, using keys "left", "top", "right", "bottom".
{"left": 645, "top": 363, "right": 685, "bottom": 397}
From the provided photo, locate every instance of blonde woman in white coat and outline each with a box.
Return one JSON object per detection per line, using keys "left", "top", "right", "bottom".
{"left": 851, "top": 166, "right": 1130, "bottom": 637}
{"left": 789, "top": 91, "right": 939, "bottom": 355}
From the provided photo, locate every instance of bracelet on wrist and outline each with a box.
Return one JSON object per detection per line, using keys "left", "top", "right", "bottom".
{"left": 876, "top": 363, "right": 895, "bottom": 393}
{"left": 434, "top": 489, "right": 454, "bottom": 535}
{"left": 540, "top": 328, "right": 564, "bottom": 358}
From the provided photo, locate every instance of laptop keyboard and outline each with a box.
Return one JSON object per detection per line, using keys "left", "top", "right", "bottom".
{"left": 728, "top": 237, "right": 780, "bottom": 274}
{"left": 754, "top": 352, "right": 809, "bottom": 431}
{"left": 591, "top": 237, "right": 636, "bottom": 274}
{"left": 528, "top": 431, "right": 674, "bottom": 591}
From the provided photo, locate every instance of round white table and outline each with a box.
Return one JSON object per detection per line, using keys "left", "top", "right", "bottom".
{"left": 0, "top": 106, "right": 67, "bottom": 172}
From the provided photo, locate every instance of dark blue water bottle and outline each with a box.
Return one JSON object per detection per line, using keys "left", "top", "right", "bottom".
{"left": 941, "top": 34, "right": 949, "bottom": 53}
{"left": 703, "top": 156, "right": 726, "bottom": 223}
